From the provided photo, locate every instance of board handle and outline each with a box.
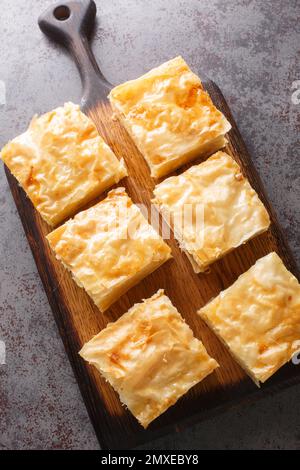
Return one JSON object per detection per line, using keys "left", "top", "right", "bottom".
{"left": 38, "top": 0, "right": 111, "bottom": 108}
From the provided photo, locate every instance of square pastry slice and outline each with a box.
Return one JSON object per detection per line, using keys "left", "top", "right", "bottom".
{"left": 109, "top": 56, "right": 231, "bottom": 179}
{"left": 1, "top": 102, "right": 127, "bottom": 226}
{"left": 198, "top": 253, "right": 300, "bottom": 386}
{"left": 47, "top": 188, "right": 171, "bottom": 312}
{"left": 79, "top": 289, "right": 219, "bottom": 428}
{"left": 153, "top": 151, "right": 270, "bottom": 273}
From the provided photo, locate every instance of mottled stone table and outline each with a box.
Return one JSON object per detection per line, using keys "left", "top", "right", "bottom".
{"left": 0, "top": 0, "right": 299, "bottom": 450}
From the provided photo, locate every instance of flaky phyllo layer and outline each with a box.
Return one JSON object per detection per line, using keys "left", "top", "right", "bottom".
{"left": 80, "top": 289, "right": 218, "bottom": 427}
{"left": 153, "top": 151, "right": 270, "bottom": 272}
{"left": 109, "top": 56, "right": 231, "bottom": 178}
{"left": 1, "top": 102, "right": 127, "bottom": 226}
{"left": 47, "top": 188, "right": 171, "bottom": 312}
{"left": 199, "top": 253, "right": 300, "bottom": 385}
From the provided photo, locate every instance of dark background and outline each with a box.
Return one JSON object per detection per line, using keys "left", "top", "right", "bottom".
{"left": 0, "top": 0, "right": 299, "bottom": 449}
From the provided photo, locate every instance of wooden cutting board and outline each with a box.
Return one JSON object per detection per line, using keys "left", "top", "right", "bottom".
{"left": 5, "top": 0, "right": 300, "bottom": 449}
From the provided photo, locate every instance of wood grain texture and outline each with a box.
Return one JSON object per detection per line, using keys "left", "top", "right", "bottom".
{"left": 5, "top": 0, "right": 300, "bottom": 450}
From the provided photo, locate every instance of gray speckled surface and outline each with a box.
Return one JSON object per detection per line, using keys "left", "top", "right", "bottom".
{"left": 0, "top": 0, "right": 299, "bottom": 450}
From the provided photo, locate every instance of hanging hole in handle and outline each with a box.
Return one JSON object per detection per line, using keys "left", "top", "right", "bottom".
{"left": 53, "top": 5, "right": 71, "bottom": 21}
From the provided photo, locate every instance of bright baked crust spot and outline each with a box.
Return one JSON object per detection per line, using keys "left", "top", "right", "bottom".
{"left": 80, "top": 289, "right": 218, "bottom": 427}
{"left": 1, "top": 102, "right": 127, "bottom": 226}
{"left": 46, "top": 188, "right": 172, "bottom": 312}
{"left": 109, "top": 56, "right": 231, "bottom": 178}
{"left": 153, "top": 151, "right": 270, "bottom": 272}
{"left": 198, "top": 253, "right": 300, "bottom": 385}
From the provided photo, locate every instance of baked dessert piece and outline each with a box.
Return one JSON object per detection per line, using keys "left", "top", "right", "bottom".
{"left": 80, "top": 289, "right": 219, "bottom": 428}
{"left": 109, "top": 56, "right": 231, "bottom": 179}
{"left": 153, "top": 151, "right": 270, "bottom": 273}
{"left": 46, "top": 188, "right": 171, "bottom": 312}
{"left": 198, "top": 252, "right": 300, "bottom": 386}
{"left": 1, "top": 102, "right": 127, "bottom": 226}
